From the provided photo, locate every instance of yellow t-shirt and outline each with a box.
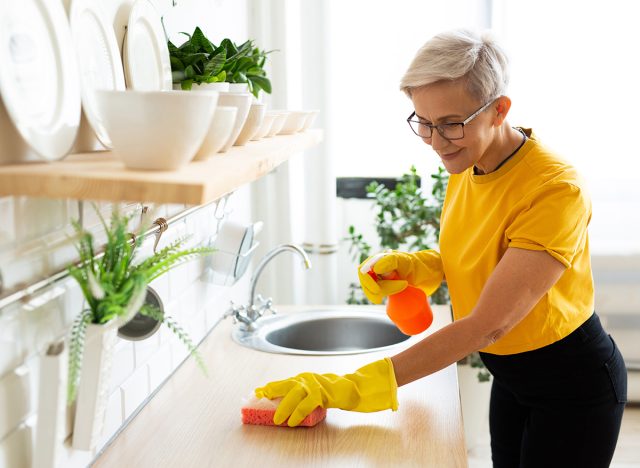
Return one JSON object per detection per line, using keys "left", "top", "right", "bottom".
{"left": 439, "top": 129, "right": 594, "bottom": 355}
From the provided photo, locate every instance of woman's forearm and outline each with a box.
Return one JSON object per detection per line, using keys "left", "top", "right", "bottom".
{"left": 390, "top": 316, "right": 488, "bottom": 387}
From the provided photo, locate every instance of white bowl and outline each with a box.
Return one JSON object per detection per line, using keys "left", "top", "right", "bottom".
{"left": 266, "top": 112, "right": 289, "bottom": 137}
{"left": 250, "top": 113, "right": 277, "bottom": 141}
{"left": 194, "top": 106, "right": 238, "bottom": 160}
{"left": 277, "top": 110, "right": 308, "bottom": 135}
{"left": 95, "top": 90, "right": 217, "bottom": 170}
{"left": 218, "top": 92, "right": 253, "bottom": 152}
{"left": 234, "top": 103, "right": 266, "bottom": 146}
{"left": 300, "top": 110, "right": 319, "bottom": 131}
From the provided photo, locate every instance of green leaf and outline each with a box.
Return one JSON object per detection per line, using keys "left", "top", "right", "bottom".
{"left": 203, "top": 49, "right": 226, "bottom": 76}
{"left": 249, "top": 75, "right": 271, "bottom": 94}
{"left": 220, "top": 38, "right": 237, "bottom": 56}
{"left": 170, "top": 55, "right": 185, "bottom": 71}
{"left": 167, "top": 41, "right": 181, "bottom": 56}
{"left": 181, "top": 52, "right": 208, "bottom": 68}
{"left": 191, "top": 27, "right": 214, "bottom": 54}
{"left": 181, "top": 79, "right": 193, "bottom": 90}
{"left": 235, "top": 56, "right": 254, "bottom": 73}
{"left": 184, "top": 65, "right": 195, "bottom": 79}
{"left": 246, "top": 67, "right": 265, "bottom": 76}
{"left": 232, "top": 71, "right": 247, "bottom": 83}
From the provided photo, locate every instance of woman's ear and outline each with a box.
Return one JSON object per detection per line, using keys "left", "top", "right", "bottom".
{"left": 493, "top": 96, "right": 512, "bottom": 126}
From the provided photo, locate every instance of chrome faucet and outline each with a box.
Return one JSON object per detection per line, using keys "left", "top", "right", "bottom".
{"left": 225, "top": 243, "right": 312, "bottom": 329}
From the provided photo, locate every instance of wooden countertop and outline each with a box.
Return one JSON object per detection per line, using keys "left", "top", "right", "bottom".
{"left": 94, "top": 305, "right": 467, "bottom": 467}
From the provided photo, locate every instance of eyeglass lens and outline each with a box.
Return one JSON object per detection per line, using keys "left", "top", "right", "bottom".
{"left": 408, "top": 120, "right": 464, "bottom": 140}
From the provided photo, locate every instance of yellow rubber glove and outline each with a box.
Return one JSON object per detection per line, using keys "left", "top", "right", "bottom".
{"left": 254, "top": 358, "right": 398, "bottom": 427}
{"left": 358, "top": 250, "right": 444, "bottom": 304}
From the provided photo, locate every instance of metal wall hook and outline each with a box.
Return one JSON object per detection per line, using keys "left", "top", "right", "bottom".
{"left": 152, "top": 217, "right": 168, "bottom": 254}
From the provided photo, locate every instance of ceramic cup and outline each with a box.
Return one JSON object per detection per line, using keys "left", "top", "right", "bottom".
{"left": 277, "top": 110, "right": 308, "bottom": 135}
{"left": 300, "top": 110, "right": 319, "bottom": 131}
{"left": 217, "top": 92, "right": 253, "bottom": 152}
{"left": 250, "top": 112, "right": 277, "bottom": 141}
{"left": 194, "top": 106, "right": 238, "bottom": 159}
{"left": 234, "top": 103, "right": 266, "bottom": 146}
{"left": 266, "top": 112, "right": 289, "bottom": 137}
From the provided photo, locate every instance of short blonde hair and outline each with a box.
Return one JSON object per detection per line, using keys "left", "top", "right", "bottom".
{"left": 400, "top": 29, "right": 509, "bottom": 102}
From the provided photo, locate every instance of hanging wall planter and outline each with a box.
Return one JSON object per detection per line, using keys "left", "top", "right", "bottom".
{"left": 66, "top": 205, "right": 215, "bottom": 451}
{"left": 72, "top": 321, "right": 118, "bottom": 451}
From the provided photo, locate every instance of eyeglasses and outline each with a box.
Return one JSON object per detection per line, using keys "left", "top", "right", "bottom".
{"left": 407, "top": 99, "right": 495, "bottom": 140}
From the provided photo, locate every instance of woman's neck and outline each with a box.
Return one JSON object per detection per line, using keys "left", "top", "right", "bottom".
{"left": 474, "top": 126, "right": 526, "bottom": 175}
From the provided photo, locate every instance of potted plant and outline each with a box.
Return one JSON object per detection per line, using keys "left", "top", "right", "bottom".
{"left": 168, "top": 27, "right": 228, "bottom": 92}
{"left": 345, "top": 165, "right": 449, "bottom": 305}
{"left": 168, "top": 28, "right": 273, "bottom": 100}
{"left": 345, "top": 166, "right": 491, "bottom": 450}
{"left": 67, "top": 205, "right": 213, "bottom": 450}
{"left": 217, "top": 38, "right": 273, "bottom": 99}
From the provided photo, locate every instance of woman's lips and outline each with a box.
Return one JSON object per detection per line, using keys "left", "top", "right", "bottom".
{"left": 439, "top": 149, "right": 462, "bottom": 161}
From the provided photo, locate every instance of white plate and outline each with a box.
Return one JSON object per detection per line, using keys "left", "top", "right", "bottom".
{"left": 123, "top": 0, "right": 172, "bottom": 91}
{"left": 70, "top": 0, "right": 126, "bottom": 149}
{"left": 0, "top": 0, "right": 80, "bottom": 161}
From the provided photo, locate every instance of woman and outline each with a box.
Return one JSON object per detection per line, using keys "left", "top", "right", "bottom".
{"left": 255, "top": 29, "right": 627, "bottom": 467}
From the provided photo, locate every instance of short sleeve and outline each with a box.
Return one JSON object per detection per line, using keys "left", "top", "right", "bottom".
{"left": 505, "top": 182, "right": 591, "bottom": 268}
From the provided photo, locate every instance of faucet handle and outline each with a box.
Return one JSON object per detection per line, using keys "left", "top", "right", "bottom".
{"left": 224, "top": 301, "right": 243, "bottom": 321}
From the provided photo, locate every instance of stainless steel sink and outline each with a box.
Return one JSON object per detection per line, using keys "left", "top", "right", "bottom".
{"left": 231, "top": 308, "right": 411, "bottom": 355}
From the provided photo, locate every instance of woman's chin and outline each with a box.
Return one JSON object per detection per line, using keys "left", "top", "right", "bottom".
{"left": 441, "top": 160, "right": 469, "bottom": 175}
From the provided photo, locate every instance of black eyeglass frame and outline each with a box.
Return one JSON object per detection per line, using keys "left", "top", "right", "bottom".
{"left": 406, "top": 99, "right": 496, "bottom": 140}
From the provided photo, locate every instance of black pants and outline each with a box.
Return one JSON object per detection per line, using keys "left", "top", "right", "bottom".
{"left": 479, "top": 313, "right": 627, "bottom": 468}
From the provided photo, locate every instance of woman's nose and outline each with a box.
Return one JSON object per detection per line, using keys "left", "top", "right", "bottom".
{"left": 429, "top": 130, "right": 449, "bottom": 151}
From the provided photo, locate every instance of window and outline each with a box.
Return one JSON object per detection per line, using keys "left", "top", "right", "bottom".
{"left": 325, "top": 0, "right": 640, "bottom": 254}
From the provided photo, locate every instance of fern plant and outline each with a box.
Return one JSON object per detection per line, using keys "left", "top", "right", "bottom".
{"left": 67, "top": 206, "right": 214, "bottom": 403}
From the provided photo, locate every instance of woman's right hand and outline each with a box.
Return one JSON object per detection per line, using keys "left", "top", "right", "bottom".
{"left": 357, "top": 250, "right": 444, "bottom": 304}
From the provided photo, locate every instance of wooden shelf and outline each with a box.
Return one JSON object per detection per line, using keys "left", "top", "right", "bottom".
{"left": 0, "top": 129, "right": 322, "bottom": 205}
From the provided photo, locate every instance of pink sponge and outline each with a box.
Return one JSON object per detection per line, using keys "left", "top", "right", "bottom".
{"left": 241, "top": 396, "right": 326, "bottom": 427}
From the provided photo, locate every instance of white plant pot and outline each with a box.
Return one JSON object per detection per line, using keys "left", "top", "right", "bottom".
{"left": 72, "top": 322, "right": 118, "bottom": 451}
{"left": 227, "top": 83, "right": 250, "bottom": 94}
{"left": 173, "top": 82, "right": 229, "bottom": 93}
{"left": 457, "top": 363, "right": 492, "bottom": 452}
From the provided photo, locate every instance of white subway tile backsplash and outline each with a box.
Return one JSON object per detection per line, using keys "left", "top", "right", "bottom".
{"left": 0, "top": 366, "right": 31, "bottom": 442}
{"left": 108, "top": 340, "right": 135, "bottom": 394}
{"left": 13, "top": 198, "right": 70, "bottom": 243}
{"left": 20, "top": 289, "right": 66, "bottom": 358}
{"left": 0, "top": 193, "right": 250, "bottom": 468}
{"left": 147, "top": 344, "right": 172, "bottom": 391}
{"left": 0, "top": 305, "right": 23, "bottom": 377}
{"left": 168, "top": 263, "right": 191, "bottom": 303}
{"left": 133, "top": 333, "right": 161, "bottom": 368}
{"left": 164, "top": 327, "right": 189, "bottom": 369}
{"left": 120, "top": 365, "right": 149, "bottom": 420}
{"left": 0, "top": 424, "right": 32, "bottom": 468}
{"left": 0, "top": 197, "right": 15, "bottom": 250}
{"left": 80, "top": 201, "right": 112, "bottom": 230}
{"left": 62, "top": 279, "right": 85, "bottom": 329}
{"left": 98, "top": 390, "right": 123, "bottom": 449}
{"left": 149, "top": 274, "right": 169, "bottom": 302}
{"left": 164, "top": 204, "right": 187, "bottom": 218}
